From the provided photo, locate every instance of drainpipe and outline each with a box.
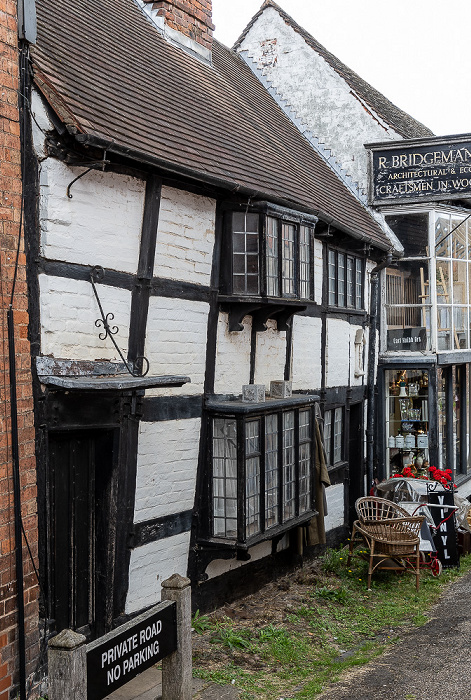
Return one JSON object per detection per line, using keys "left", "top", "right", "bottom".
{"left": 366, "top": 252, "right": 392, "bottom": 493}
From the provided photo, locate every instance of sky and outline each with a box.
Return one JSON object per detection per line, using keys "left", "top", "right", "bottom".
{"left": 211, "top": 0, "right": 471, "bottom": 137}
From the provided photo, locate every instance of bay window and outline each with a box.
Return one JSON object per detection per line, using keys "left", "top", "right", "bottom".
{"left": 208, "top": 397, "right": 319, "bottom": 547}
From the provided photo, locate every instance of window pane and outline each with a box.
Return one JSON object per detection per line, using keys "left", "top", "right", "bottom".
{"left": 333, "top": 408, "right": 343, "bottom": 464}
{"left": 452, "top": 218, "right": 467, "bottom": 259}
{"left": 328, "top": 250, "right": 336, "bottom": 305}
{"left": 245, "top": 421, "right": 261, "bottom": 537}
{"left": 347, "top": 257, "right": 354, "bottom": 307}
{"left": 265, "top": 414, "right": 279, "bottom": 528}
{"left": 435, "top": 215, "right": 450, "bottom": 258}
{"left": 282, "top": 223, "right": 295, "bottom": 296}
{"left": 324, "top": 410, "right": 332, "bottom": 465}
{"left": 213, "top": 419, "right": 238, "bottom": 538}
{"left": 282, "top": 411, "right": 296, "bottom": 520}
{"left": 266, "top": 216, "right": 279, "bottom": 297}
{"left": 355, "top": 258, "right": 363, "bottom": 309}
{"left": 337, "top": 253, "right": 345, "bottom": 307}
{"left": 298, "top": 410, "right": 311, "bottom": 514}
{"left": 232, "top": 213, "right": 260, "bottom": 296}
{"left": 299, "top": 225, "right": 311, "bottom": 299}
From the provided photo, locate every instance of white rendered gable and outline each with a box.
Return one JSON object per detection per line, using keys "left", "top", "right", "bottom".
{"left": 237, "top": 7, "right": 402, "bottom": 200}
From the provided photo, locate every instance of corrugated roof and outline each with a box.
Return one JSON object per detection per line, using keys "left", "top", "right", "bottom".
{"left": 31, "top": 0, "right": 394, "bottom": 250}
{"left": 235, "top": 0, "right": 433, "bottom": 140}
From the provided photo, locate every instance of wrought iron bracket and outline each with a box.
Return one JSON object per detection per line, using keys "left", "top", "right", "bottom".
{"left": 89, "top": 266, "right": 149, "bottom": 377}
{"left": 66, "top": 152, "right": 110, "bottom": 198}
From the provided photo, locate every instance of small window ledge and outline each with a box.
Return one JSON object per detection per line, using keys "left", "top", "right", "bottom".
{"left": 199, "top": 510, "right": 318, "bottom": 552}
{"left": 206, "top": 393, "right": 319, "bottom": 415}
{"left": 40, "top": 374, "right": 190, "bottom": 391}
{"left": 219, "top": 296, "right": 308, "bottom": 332}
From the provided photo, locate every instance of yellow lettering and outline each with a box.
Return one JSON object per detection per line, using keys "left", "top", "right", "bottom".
{"left": 378, "top": 156, "right": 387, "bottom": 169}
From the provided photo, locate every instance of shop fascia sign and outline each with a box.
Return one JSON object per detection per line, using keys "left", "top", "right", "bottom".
{"left": 366, "top": 134, "right": 471, "bottom": 205}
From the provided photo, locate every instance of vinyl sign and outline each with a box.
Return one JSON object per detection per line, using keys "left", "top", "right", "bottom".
{"left": 86, "top": 601, "right": 177, "bottom": 700}
{"left": 368, "top": 136, "right": 471, "bottom": 204}
{"left": 427, "top": 490, "right": 460, "bottom": 569}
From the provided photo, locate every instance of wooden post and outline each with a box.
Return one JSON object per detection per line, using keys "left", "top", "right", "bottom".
{"left": 48, "top": 629, "right": 87, "bottom": 700}
{"left": 161, "top": 574, "right": 192, "bottom": 700}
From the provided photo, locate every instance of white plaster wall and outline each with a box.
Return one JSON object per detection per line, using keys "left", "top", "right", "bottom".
{"left": 125, "top": 532, "right": 190, "bottom": 613}
{"left": 39, "top": 159, "right": 145, "bottom": 274}
{"left": 144, "top": 296, "right": 209, "bottom": 396}
{"left": 214, "top": 312, "right": 252, "bottom": 395}
{"left": 238, "top": 7, "right": 401, "bottom": 197}
{"left": 326, "top": 318, "right": 352, "bottom": 388}
{"left": 314, "top": 238, "right": 323, "bottom": 303}
{"left": 31, "top": 89, "right": 53, "bottom": 157}
{"left": 324, "top": 483, "right": 345, "bottom": 532}
{"left": 204, "top": 541, "right": 272, "bottom": 580}
{"left": 134, "top": 418, "right": 200, "bottom": 523}
{"left": 350, "top": 324, "right": 366, "bottom": 387}
{"left": 154, "top": 186, "right": 216, "bottom": 285}
{"left": 291, "top": 315, "right": 322, "bottom": 391}
{"left": 254, "top": 320, "right": 286, "bottom": 390}
{"left": 39, "top": 274, "right": 131, "bottom": 361}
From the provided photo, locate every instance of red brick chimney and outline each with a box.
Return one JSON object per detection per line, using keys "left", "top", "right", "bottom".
{"left": 143, "top": 0, "right": 214, "bottom": 53}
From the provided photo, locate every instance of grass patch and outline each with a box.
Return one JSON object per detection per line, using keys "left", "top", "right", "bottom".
{"left": 192, "top": 549, "right": 471, "bottom": 700}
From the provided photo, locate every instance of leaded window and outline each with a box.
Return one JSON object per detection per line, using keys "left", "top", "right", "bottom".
{"left": 210, "top": 405, "right": 316, "bottom": 544}
{"left": 324, "top": 408, "right": 344, "bottom": 467}
{"left": 328, "top": 248, "right": 364, "bottom": 309}
{"left": 228, "top": 212, "right": 314, "bottom": 300}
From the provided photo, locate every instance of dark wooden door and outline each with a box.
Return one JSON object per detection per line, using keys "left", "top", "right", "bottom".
{"left": 49, "top": 430, "right": 115, "bottom": 639}
{"left": 348, "top": 403, "right": 364, "bottom": 526}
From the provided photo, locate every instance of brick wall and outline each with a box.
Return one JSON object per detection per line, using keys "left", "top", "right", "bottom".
{"left": 144, "top": 0, "right": 214, "bottom": 50}
{"left": 0, "top": 1, "right": 40, "bottom": 696}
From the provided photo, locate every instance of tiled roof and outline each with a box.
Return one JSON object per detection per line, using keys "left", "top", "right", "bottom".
{"left": 235, "top": 0, "right": 433, "bottom": 140}
{"left": 31, "top": 0, "right": 395, "bottom": 251}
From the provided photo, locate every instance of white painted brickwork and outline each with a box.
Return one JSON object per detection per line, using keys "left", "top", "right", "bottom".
{"left": 154, "top": 186, "right": 216, "bottom": 285}
{"left": 238, "top": 7, "right": 401, "bottom": 198}
{"left": 254, "top": 320, "right": 286, "bottom": 390}
{"left": 324, "top": 483, "right": 345, "bottom": 532}
{"left": 39, "top": 274, "right": 131, "bottom": 361}
{"left": 326, "top": 318, "right": 352, "bottom": 388}
{"left": 31, "top": 89, "right": 53, "bottom": 157}
{"left": 39, "top": 158, "right": 145, "bottom": 274}
{"left": 291, "top": 315, "right": 322, "bottom": 391}
{"left": 144, "top": 297, "right": 209, "bottom": 396}
{"left": 125, "top": 532, "right": 190, "bottom": 613}
{"left": 214, "top": 312, "right": 252, "bottom": 395}
{"left": 134, "top": 418, "right": 200, "bottom": 523}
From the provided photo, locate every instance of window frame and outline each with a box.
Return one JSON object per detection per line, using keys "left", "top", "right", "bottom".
{"left": 327, "top": 247, "right": 364, "bottom": 310}
{"left": 225, "top": 209, "right": 316, "bottom": 302}
{"left": 323, "top": 406, "right": 345, "bottom": 469}
{"left": 207, "top": 402, "right": 318, "bottom": 548}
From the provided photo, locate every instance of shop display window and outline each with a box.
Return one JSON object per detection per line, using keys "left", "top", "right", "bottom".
{"left": 385, "top": 260, "right": 431, "bottom": 352}
{"left": 386, "top": 369, "right": 430, "bottom": 477}
{"left": 436, "top": 214, "right": 471, "bottom": 351}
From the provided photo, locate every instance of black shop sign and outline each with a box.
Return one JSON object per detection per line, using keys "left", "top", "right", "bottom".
{"left": 387, "top": 327, "right": 427, "bottom": 352}
{"left": 367, "top": 135, "right": 471, "bottom": 204}
{"left": 86, "top": 601, "right": 177, "bottom": 700}
{"left": 427, "top": 489, "right": 460, "bottom": 569}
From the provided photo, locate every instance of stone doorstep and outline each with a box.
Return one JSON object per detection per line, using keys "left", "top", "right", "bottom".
{"left": 103, "top": 665, "right": 239, "bottom": 700}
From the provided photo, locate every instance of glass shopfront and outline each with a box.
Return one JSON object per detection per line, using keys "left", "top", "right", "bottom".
{"left": 385, "top": 368, "right": 430, "bottom": 476}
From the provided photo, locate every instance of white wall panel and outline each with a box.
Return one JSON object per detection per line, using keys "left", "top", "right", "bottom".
{"left": 39, "top": 159, "right": 145, "bottom": 274}
{"left": 326, "top": 318, "right": 351, "bottom": 387}
{"left": 324, "top": 483, "right": 345, "bottom": 531}
{"left": 291, "top": 315, "right": 322, "bottom": 391}
{"left": 254, "top": 320, "right": 286, "bottom": 390}
{"left": 134, "top": 418, "right": 200, "bottom": 523}
{"left": 154, "top": 186, "right": 216, "bottom": 285}
{"left": 39, "top": 274, "right": 131, "bottom": 361}
{"left": 125, "top": 532, "right": 190, "bottom": 613}
{"left": 214, "top": 312, "right": 251, "bottom": 395}
{"left": 144, "top": 297, "right": 209, "bottom": 396}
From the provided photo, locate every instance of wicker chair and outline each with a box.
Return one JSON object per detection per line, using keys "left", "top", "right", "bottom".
{"left": 347, "top": 497, "right": 425, "bottom": 590}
